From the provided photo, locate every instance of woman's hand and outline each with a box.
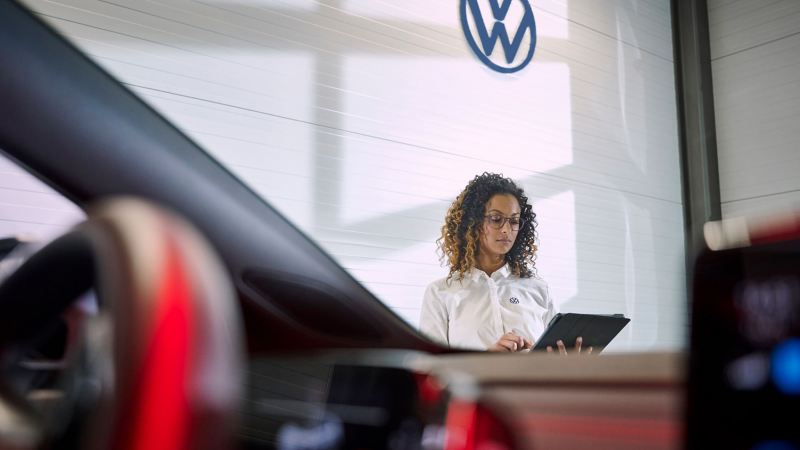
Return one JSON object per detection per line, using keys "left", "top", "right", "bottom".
{"left": 546, "top": 336, "right": 593, "bottom": 355}
{"left": 489, "top": 331, "right": 532, "bottom": 352}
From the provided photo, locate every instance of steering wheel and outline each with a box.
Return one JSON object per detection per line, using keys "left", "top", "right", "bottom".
{"left": 0, "top": 198, "right": 244, "bottom": 450}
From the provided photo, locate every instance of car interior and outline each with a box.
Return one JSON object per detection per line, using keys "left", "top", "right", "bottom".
{"left": 1, "top": 1, "right": 799, "bottom": 449}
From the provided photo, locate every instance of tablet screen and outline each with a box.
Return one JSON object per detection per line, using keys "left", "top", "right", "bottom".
{"left": 532, "top": 312, "right": 630, "bottom": 352}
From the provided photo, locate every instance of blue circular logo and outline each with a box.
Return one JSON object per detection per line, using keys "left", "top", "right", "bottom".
{"left": 459, "top": 0, "right": 537, "bottom": 73}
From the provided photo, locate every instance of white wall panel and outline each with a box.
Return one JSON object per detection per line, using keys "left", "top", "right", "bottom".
{"left": 0, "top": 154, "right": 84, "bottom": 241}
{"left": 709, "top": 0, "right": 800, "bottom": 59}
{"left": 722, "top": 191, "right": 800, "bottom": 219}
{"left": 18, "top": 0, "right": 685, "bottom": 351}
{"left": 710, "top": 0, "right": 800, "bottom": 222}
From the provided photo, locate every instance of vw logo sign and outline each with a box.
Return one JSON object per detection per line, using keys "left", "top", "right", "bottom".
{"left": 460, "top": 0, "right": 537, "bottom": 73}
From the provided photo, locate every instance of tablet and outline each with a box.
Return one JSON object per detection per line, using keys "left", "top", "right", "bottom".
{"left": 532, "top": 312, "right": 630, "bottom": 353}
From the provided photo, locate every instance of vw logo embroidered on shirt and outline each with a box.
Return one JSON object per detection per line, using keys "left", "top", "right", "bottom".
{"left": 459, "top": 0, "right": 537, "bottom": 73}
{"left": 509, "top": 297, "right": 520, "bottom": 304}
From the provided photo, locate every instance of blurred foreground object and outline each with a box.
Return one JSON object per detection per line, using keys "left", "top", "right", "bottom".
{"left": 689, "top": 211, "right": 800, "bottom": 449}
{"left": 0, "top": 197, "right": 244, "bottom": 450}
{"left": 0, "top": 236, "right": 39, "bottom": 283}
{"left": 703, "top": 212, "right": 800, "bottom": 251}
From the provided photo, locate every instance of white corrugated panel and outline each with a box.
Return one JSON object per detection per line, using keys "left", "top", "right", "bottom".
{"left": 709, "top": 0, "right": 800, "bottom": 222}
{"left": 708, "top": 0, "right": 800, "bottom": 60}
{"left": 0, "top": 153, "right": 85, "bottom": 241}
{"left": 17, "top": 0, "right": 686, "bottom": 351}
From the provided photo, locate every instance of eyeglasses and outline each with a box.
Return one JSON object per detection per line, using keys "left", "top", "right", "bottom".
{"left": 484, "top": 214, "right": 524, "bottom": 231}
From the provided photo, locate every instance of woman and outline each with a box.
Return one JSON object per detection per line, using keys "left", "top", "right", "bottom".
{"left": 420, "top": 172, "right": 571, "bottom": 353}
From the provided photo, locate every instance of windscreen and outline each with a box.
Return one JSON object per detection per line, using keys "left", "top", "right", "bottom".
{"left": 14, "top": 0, "right": 687, "bottom": 352}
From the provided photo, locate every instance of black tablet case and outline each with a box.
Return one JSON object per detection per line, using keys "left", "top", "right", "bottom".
{"left": 532, "top": 312, "right": 630, "bottom": 352}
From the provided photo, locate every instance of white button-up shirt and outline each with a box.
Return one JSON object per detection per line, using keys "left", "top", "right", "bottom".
{"left": 419, "top": 265, "right": 558, "bottom": 350}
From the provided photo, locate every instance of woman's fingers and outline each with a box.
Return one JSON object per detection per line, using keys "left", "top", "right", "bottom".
{"left": 494, "top": 338, "right": 517, "bottom": 352}
{"left": 522, "top": 337, "right": 533, "bottom": 350}
{"left": 544, "top": 338, "right": 593, "bottom": 356}
{"left": 502, "top": 332, "right": 527, "bottom": 351}
{"left": 506, "top": 332, "right": 524, "bottom": 348}
{"left": 502, "top": 339, "right": 518, "bottom": 352}
{"left": 490, "top": 332, "right": 532, "bottom": 352}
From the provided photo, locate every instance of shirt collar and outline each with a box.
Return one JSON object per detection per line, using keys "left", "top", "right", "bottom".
{"left": 495, "top": 264, "right": 511, "bottom": 279}
{"left": 468, "top": 263, "right": 511, "bottom": 282}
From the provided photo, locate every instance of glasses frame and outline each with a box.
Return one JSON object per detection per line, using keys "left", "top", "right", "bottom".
{"left": 483, "top": 214, "right": 524, "bottom": 231}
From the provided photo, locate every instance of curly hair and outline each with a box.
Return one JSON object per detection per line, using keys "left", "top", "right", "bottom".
{"left": 437, "top": 172, "right": 538, "bottom": 281}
